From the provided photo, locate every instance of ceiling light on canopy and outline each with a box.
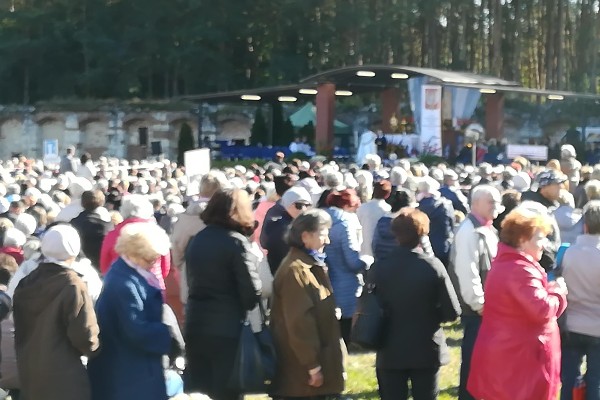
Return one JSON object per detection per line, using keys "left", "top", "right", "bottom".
{"left": 356, "top": 70, "right": 376, "bottom": 77}
{"left": 335, "top": 90, "right": 353, "bottom": 96}
{"left": 391, "top": 73, "right": 409, "bottom": 79}
{"left": 241, "top": 95, "right": 261, "bottom": 101}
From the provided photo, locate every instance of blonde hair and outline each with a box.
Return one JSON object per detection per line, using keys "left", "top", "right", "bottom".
{"left": 546, "top": 159, "right": 561, "bottom": 171}
{"left": 115, "top": 222, "right": 170, "bottom": 262}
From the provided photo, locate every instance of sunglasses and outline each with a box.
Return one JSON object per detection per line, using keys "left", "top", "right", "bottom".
{"left": 294, "top": 202, "right": 311, "bottom": 210}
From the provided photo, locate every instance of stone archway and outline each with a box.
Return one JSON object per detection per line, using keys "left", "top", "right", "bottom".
{"left": 123, "top": 118, "right": 153, "bottom": 160}
{"left": 0, "top": 119, "right": 27, "bottom": 159}
{"left": 39, "top": 118, "right": 66, "bottom": 155}
{"left": 80, "top": 119, "right": 109, "bottom": 159}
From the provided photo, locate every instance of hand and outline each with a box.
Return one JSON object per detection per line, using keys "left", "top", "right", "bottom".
{"left": 549, "top": 277, "right": 568, "bottom": 295}
{"left": 477, "top": 306, "right": 484, "bottom": 316}
{"left": 308, "top": 371, "right": 324, "bottom": 388}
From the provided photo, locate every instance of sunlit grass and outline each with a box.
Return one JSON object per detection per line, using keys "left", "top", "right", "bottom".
{"left": 248, "top": 322, "right": 462, "bottom": 399}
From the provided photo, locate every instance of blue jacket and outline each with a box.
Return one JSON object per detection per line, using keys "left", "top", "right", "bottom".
{"left": 418, "top": 196, "right": 455, "bottom": 266}
{"left": 324, "top": 207, "right": 366, "bottom": 318}
{"left": 88, "top": 258, "right": 171, "bottom": 400}
{"left": 439, "top": 185, "right": 469, "bottom": 215}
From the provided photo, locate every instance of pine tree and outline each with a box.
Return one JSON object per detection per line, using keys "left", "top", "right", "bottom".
{"left": 177, "top": 122, "right": 194, "bottom": 165}
{"left": 251, "top": 107, "right": 268, "bottom": 145}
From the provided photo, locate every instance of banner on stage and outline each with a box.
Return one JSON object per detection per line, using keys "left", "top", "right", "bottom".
{"left": 506, "top": 144, "right": 548, "bottom": 161}
{"left": 420, "top": 85, "right": 442, "bottom": 156}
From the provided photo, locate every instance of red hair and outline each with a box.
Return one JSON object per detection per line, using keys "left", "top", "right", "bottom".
{"left": 326, "top": 189, "right": 361, "bottom": 209}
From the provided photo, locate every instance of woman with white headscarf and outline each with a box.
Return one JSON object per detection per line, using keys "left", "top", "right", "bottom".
{"left": 13, "top": 225, "right": 100, "bottom": 400}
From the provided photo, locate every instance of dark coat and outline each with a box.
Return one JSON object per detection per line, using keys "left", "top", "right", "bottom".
{"left": 439, "top": 185, "right": 469, "bottom": 215}
{"left": 271, "top": 248, "right": 345, "bottom": 397}
{"left": 373, "top": 246, "right": 461, "bottom": 370}
{"left": 260, "top": 201, "right": 293, "bottom": 275}
{"left": 87, "top": 258, "right": 171, "bottom": 400}
{"left": 418, "top": 196, "right": 455, "bottom": 266}
{"left": 185, "top": 224, "right": 261, "bottom": 338}
{"left": 13, "top": 262, "right": 99, "bottom": 400}
{"left": 71, "top": 210, "right": 112, "bottom": 270}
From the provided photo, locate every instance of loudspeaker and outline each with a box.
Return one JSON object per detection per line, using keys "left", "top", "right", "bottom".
{"left": 138, "top": 127, "right": 148, "bottom": 146}
{"left": 151, "top": 141, "right": 163, "bottom": 156}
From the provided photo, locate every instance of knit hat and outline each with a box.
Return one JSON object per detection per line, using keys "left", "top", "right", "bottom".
{"left": 3, "top": 228, "right": 26, "bottom": 248}
{"left": 14, "top": 213, "right": 37, "bottom": 236}
{"left": 41, "top": 225, "right": 81, "bottom": 265}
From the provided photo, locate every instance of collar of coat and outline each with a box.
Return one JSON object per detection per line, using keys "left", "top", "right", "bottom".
{"left": 288, "top": 247, "right": 326, "bottom": 269}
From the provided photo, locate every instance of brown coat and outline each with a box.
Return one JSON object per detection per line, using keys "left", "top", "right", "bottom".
{"left": 13, "top": 263, "right": 100, "bottom": 400}
{"left": 270, "top": 248, "right": 346, "bottom": 397}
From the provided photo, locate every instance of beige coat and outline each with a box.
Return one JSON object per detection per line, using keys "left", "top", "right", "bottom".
{"left": 270, "top": 248, "right": 346, "bottom": 397}
{"left": 170, "top": 202, "right": 207, "bottom": 304}
{"left": 13, "top": 263, "right": 99, "bottom": 400}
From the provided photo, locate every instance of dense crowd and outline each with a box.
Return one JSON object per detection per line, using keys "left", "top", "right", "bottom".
{"left": 0, "top": 143, "right": 597, "bottom": 400}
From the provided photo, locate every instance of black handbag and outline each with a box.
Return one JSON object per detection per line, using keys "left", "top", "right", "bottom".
{"left": 351, "top": 282, "right": 385, "bottom": 350}
{"left": 230, "top": 301, "right": 277, "bottom": 394}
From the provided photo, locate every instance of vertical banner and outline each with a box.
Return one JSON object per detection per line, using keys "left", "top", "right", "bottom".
{"left": 420, "top": 85, "right": 443, "bottom": 156}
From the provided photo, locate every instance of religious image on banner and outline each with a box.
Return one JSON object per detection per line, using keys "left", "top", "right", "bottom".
{"left": 425, "top": 88, "right": 440, "bottom": 110}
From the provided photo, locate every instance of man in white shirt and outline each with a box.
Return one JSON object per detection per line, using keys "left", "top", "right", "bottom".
{"left": 448, "top": 185, "right": 501, "bottom": 400}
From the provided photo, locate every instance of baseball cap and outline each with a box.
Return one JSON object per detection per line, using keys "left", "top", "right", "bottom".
{"left": 281, "top": 187, "right": 312, "bottom": 209}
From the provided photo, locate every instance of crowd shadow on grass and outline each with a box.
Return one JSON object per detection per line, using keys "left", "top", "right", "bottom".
{"left": 441, "top": 385, "right": 459, "bottom": 397}
{"left": 346, "top": 389, "right": 380, "bottom": 399}
{"left": 445, "top": 336, "right": 463, "bottom": 348}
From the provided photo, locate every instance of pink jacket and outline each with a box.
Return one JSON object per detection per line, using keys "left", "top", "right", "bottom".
{"left": 468, "top": 243, "right": 567, "bottom": 400}
{"left": 99, "top": 217, "right": 170, "bottom": 290}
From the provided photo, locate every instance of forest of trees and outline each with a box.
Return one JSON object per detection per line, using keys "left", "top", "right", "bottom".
{"left": 0, "top": 0, "right": 597, "bottom": 104}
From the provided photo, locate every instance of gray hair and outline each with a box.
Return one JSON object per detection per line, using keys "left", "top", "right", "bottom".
{"left": 324, "top": 172, "right": 344, "bottom": 189}
{"left": 585, "top": 180, "right": 600, "bottom": 201}
{"left": 286, "top": 209, "right": 332, "bottom": 249}
{"left": 120, "top": 194, "right": 154, "bottom": 220}
{"left": 471, "top": 185, "right": 501, "bottom": 203}
{"left": 584, "top": 200, "right": 600, "bottom": 235}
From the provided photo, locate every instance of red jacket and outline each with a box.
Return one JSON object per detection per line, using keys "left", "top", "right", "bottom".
{"left": 99, "top": 217, "right": 170, "bottom": 290}
{"left": 468, "top": 243, "right": 567, "bottom": 400}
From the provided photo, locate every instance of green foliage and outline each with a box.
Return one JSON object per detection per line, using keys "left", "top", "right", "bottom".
{"left": 250, "top": 107, "right": 268, "bottom": 146}
{"left": 0, "top": 1, "right": 597, "bottom": 104}
{"left": 271, "top": 101, "right": 286, "bottom": 146}
{"left": 177, "top": 122, "right": 194, "bottom": 165}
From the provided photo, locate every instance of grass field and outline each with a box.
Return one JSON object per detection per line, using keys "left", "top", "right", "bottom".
{"left": 249, "top": 322, "right": 462, "bottom": 400}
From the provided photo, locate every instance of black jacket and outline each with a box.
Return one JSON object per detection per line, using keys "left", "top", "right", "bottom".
{"left": 373, "top": 246, "right": 461, "bottom": 369}
{"left": 185, "top": 224, "right": 261, "bottom": 338}
{"left": 260, "top": 202, "right": 293, "bottom": 275}
{"left": 70, "top": 210, "right": 112, "bottom": 270}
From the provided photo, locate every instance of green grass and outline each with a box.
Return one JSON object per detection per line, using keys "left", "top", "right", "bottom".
{"left": 248, "top": 322, "right": 462, "bottom": 400}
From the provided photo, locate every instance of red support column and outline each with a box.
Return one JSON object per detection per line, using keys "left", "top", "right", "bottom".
{"left": 485, "top": 92, "right": 505, "bottom": 140}
{"left": 315, "top": 83, "right": 336, "bottom": 155}
{"left": 380, "top": 88, "right": 400, "bottom": 133}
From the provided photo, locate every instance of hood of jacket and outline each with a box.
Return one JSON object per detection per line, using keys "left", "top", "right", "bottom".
{"left": 326, "top": 206, "right": 349, "bottom": 226}
{"left": 14, "top": 262, "right": 80, "bottom": 316}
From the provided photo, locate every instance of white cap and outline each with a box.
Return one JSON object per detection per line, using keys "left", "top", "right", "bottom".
{"left": 15, "top": 213, "right": 37, "bottom": 236}
{"left": 3, "top": 228, "right": 26, "bottom": 248}
{"left": 281, "top": 187, "right": 313, "bottom": 209}
{"left": 41, "top": 225, "right": 81, "bottom": 264}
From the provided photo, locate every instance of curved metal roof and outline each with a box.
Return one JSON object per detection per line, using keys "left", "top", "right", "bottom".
{"left": 300, "top": 64, "right": 520, "bottom": 87}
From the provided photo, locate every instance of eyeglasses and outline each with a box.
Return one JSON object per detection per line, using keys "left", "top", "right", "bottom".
{"left": 294, "top": 202, "right": 311, "bottom": 211}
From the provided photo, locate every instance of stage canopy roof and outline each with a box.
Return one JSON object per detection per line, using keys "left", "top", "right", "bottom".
{"left": 179, "top": 64, "right": 600, "bottom": 103}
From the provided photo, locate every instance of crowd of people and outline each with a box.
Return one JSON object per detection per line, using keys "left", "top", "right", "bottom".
{"left": 0, "top": 142, "right": 597, "bottom": 400}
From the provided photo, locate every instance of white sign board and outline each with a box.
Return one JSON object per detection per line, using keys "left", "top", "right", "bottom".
{"left": 506, "top": 144, "right": 548, "bottom": 161}
{"left": 420, "top": 85, "right": 443, "bottom": 156}
{"left": 184, "top": 148, "right": 211, "bottom": 177}
{"left": 43, "top": 139, "right": 60, "bottom": 165}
